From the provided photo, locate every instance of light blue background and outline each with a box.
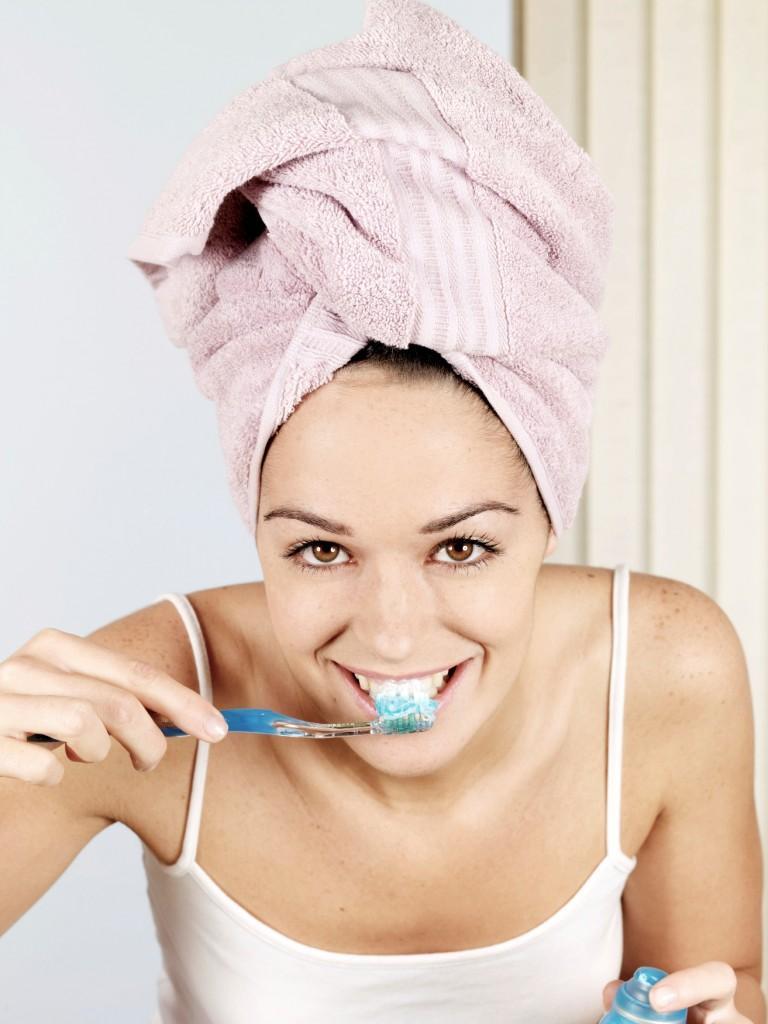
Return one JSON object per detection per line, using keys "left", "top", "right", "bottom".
{"left": 0, "top": 1, "right": 512, "bottom": 1020}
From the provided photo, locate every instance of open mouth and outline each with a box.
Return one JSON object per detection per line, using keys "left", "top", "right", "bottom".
{"left": 334, "top": 660, "right": 469, "bottom": 713}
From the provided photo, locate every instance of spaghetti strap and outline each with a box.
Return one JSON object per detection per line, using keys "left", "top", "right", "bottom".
{"left": 605, "top": 564, "right": 634, "bottom": 865}
{"left": 149, "top": 592, "right": 214, "bottom": 877}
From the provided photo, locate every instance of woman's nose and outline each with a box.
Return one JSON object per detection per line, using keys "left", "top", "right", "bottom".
{"left": 352, "top": 564, "right": 429, "bottom": 661}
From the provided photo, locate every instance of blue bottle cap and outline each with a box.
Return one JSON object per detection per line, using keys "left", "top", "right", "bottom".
{"left": 612, "top": 967, "right": 687, "bottom": 1022}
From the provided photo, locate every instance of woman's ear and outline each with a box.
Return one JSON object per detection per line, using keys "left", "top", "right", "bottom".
{"left": 544, "top": 527, "right": 557, "bottom": 559}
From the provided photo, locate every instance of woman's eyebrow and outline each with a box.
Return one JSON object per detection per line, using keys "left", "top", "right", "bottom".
{"left": 262, "top": 501, "right": 521, "bottom": 536}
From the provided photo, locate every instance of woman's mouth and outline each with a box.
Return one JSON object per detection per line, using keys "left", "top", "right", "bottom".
{"left": 333, "top": 659, "right": 472, "bottom": 716}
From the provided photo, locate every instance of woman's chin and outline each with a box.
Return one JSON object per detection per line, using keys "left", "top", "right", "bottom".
{"left": 339, "top": 701, "right": 486, "bottom": 779}
{"left": 342, "top": 731, "right": 467, "bottom": 778}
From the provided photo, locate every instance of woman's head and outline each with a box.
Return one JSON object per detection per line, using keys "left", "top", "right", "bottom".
{"left": 255, "top": 341, "right": 557, "bottom": 792}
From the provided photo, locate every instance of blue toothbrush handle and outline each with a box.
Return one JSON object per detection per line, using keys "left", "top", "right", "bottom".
{"left": 25, "top": 708, "right": 299, "bottom": 744}
{"left": 159, "top": 708, "right": 312, "bottom": 738}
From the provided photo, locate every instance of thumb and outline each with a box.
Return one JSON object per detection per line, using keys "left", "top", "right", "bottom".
{"left": 602, "top": 978, "right": 624, "bottom": 1011}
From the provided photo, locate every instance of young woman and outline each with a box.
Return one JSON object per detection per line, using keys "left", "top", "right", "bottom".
{"left": 0, "top": 342, "right": 762, "bottom": 1023}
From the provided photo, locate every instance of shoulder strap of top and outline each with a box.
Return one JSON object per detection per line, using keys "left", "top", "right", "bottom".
{"left": 605, "top": 564, "right": 633, "bottom": 863}
{"left": 150, "top": 593, "right": 213, "bottom": 877}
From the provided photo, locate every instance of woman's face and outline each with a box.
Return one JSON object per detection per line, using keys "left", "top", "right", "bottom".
{"left": 255, "top": 367, "right": 557, "bottom": 792}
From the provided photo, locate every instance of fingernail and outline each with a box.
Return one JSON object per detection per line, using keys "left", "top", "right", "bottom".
{"left": 205, "top": 714, "right": 228, "bottom": 740}
{"left": 653, "top": 987, "right": 676, "bottom": 1008}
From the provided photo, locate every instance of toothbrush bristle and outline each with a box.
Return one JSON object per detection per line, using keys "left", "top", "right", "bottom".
{"left": 375, "top": 707, "right": 437, "bottom": 734}
{"left": 382, "top": 716, "right": 430, "bottom": 733}
{"left": 368, "top": 684, "right": 439, "bottom": 734}
{"left": 388, "top": 712, "right": 417, "bottom": 733}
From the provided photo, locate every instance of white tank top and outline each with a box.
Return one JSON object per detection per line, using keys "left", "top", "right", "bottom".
{"left": 142, "top": 563, "right": 637, "bottom": 1023}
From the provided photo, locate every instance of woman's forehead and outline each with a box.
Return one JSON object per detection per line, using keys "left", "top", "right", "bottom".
{"left": 268, "top": 376, "right": 505, "bottom": 455}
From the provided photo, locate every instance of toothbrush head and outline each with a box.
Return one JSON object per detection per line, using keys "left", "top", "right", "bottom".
{"left": 372, "top": 710, "right": 436, "bottom": 734}
{"left": 369, "top": 692, "right": 439, "bottom": 734}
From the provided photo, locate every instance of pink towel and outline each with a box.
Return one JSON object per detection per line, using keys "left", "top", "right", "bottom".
{"left": 127, "top": 0, "right": 614, "bottom": 538}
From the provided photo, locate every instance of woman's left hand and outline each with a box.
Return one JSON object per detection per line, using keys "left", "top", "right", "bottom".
{"left": 601, "top": 961, "right": 752, "bottom": 1022}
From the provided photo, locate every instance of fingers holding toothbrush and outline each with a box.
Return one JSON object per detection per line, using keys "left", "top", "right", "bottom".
{"left": 0, "top": 626, "right": 228, "bottom": 784}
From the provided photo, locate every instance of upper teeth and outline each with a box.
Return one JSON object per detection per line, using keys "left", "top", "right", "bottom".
{"left": 354, "top": 669, "right": 452, "bottom": 699}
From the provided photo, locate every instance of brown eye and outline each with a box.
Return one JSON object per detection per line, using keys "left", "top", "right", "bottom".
{"left": 286, "top": 540, "right": 351, "bottom": 571}
{"left": 443, "top": 540, "right": 474, "bottom": 562}
{"left": 309, "top": 542, "right": 341, "bottom": 564}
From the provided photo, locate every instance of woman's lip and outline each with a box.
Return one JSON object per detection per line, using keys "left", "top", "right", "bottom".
{"left": 334, "top": 661, "right": 460, "bottom": 681}
{"left": 337, "top": 663, "right": 377, "bottom": 713}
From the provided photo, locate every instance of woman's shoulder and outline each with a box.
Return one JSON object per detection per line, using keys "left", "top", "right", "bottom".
{"left": 550, "top": 564, "right": 751, "bottom": 846}
{"left": 89, "top": 582, "right": 263, "bottom": 700}
{"left": 620, "top": 566, "right": 751, "bottom": 763}
{"left": 58, "top": 595, "right": 206, "bottom": 826}
{"left": 555, "top": 563, "right": 749, "bottom": 793}
{"left": 544, "top": 559, "right": 732, "bottom": 646}
{"left": 599, "top": 562, "right": 743, "bottom": 695}
{"left": 63, "top": 586, "right": 257, "bottom": 828}
{"left": 544, "top": 560, "right": 743, "bottom": 725}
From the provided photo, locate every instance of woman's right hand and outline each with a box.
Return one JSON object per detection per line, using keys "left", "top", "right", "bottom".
{"left": 0, "top": 627, "right": 229, "bottom": 786}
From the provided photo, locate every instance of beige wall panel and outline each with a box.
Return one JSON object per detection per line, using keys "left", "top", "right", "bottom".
{"left": 717, "top": 0, "right": 768, "bottom": 984}
{"left": 587, "top": 1, "right": 649, "bottom": 570}
{"left": 516, "top": 0, "right": 768, "bottom": 989}
{"left": 650, "top": 0, "right": 715, "bottom": 589}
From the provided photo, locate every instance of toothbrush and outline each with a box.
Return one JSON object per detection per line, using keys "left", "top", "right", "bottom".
{"left": 26, "top": 697, "right": 439, "bottom": 743}
{"left": 154, "top": 704, "right": 437, "bottom": 739}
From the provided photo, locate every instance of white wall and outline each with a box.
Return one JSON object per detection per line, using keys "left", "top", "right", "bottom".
{"left": 0, "top": 2, "right": 512, "bottom": 1020}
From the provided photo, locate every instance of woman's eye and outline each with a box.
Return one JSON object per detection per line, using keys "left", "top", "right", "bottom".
{"left": 433, "top": 539, "right": 486, "bottom": 565}
{"left": 287, "top": 536, "right": 498, "bottom": 574}
{"left": 296, "top": 541, "right": 350, "bottom": 568}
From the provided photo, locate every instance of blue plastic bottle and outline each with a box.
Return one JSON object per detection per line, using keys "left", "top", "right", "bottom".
{"left": 599, "top": 967, "right": 688, "bottom": 1022}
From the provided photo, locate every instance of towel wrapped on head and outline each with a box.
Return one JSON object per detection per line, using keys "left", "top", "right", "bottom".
{"left": 127, "top": 0, "right": 614, "bottom": 538}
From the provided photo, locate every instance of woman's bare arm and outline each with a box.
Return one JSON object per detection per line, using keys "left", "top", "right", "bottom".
{"left": 0, "top": 598, "right": 213, "bottom": 935}
{"left": 620, "top": 579, "right": 763, "bottom": 989}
